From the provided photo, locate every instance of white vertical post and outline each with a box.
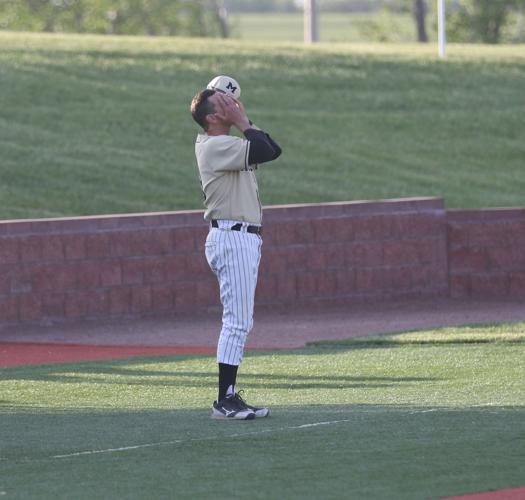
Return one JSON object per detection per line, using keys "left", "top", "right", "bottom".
{"left": 437, "top": 0, "right": 446, "bottom": 57}
{"left": 304, "top": 0, "right": 319, "bottom": 43}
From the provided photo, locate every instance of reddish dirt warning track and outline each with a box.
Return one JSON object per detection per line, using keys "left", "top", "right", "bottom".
{"left": 0, "top": 342, "right": 215, "bottom": 368}
{"left": 441, "top": 486, "right": 525, "bottom": 499}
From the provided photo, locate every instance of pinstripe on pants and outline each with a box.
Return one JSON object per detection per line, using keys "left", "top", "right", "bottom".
{"left": 205, "top": 221, "right": 262, "bottom": 366}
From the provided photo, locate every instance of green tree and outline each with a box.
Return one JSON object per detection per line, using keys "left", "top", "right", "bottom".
{"left": 0, "top": 0, "right": 227, "bottom": 37}
{"left": 449, "top": 0, "right": 523, "bottom": 43}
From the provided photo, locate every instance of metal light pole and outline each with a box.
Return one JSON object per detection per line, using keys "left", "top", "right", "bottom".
{"left": 304, "top": 0, "right": 319, "bottom": 43}
{"left": 437, "top": 0, "right": 446, "bottom": 57}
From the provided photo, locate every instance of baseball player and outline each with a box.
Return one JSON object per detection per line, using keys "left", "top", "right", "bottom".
{"left": 190, "top": 76, "right": 282, "bottom": 420}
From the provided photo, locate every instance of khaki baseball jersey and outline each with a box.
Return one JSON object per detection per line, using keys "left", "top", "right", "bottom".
{"left": 195, "top": 133, "right": 262, "bottom": 225}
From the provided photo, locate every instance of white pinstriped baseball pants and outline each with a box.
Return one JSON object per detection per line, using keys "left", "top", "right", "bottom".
{"left": 205, "top": 220, "right": 262, "bottom": 366}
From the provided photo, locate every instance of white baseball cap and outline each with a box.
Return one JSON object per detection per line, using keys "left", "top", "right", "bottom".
{"left": 207, "top": 75, "right": 241, "bottom": 99}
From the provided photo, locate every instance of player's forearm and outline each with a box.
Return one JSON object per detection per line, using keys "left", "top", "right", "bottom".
{"left": 233, "top": 116, "right": 252, "bottom": 133}
{"left": 246, "top": 123, "right": 281, "bottom": 155}
{"left": 265, "top": 134, "right": 282, "bottom": 158}
{"left": 244, "top": 129, "right": 282, "bottom": 164}
{"left": 247, "top": 120, "right": 261, "bottom": 131}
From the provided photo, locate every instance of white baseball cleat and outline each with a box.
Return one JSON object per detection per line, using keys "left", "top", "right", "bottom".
{"left": 212, "top": 394, "right": 255, "bottom": 420}
{"left": 234, "top": 391, "right": 270, "bottom": 418}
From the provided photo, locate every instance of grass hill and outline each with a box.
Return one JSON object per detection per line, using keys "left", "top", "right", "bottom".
{"left": 0, "top": 32, "right": 524, "bottom": 220}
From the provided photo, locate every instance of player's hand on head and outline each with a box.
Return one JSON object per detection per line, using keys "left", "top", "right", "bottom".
{"left": 226, "top": 95, "right": 248, "bottom": 122}
{"left": 212, "top": 94, "right": 231, "bottom": 121}
{"left": 209, "top": 92, "right": 250, "bottom": 131}
{"left": 212, "top": 95, "right": 228, "bottom": 121}
{"left": 233, "top": 98, "right": 246, "bottom": 115}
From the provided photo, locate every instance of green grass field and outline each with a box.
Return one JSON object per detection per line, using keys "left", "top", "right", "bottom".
{"left": 1, "top": 323, "right": 525, "bottom": 499}
{"left": 1, "top": 32, "right": 524, "bottom": 220}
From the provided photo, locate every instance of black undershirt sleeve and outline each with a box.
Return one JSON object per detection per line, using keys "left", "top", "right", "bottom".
{"left": 244, "top": 128, "right": 282, "bottom": 165}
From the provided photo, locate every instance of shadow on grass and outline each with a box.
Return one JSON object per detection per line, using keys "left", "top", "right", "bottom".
{"left": 307, "top": 322, "right": 525, "bottom": 349}
{"left": 2, "top": 345, "right": 524, "bottom": 499}
{"left": 1, "top": 402, "right": 525, "bottom": 500}
{"left": 0, "top": 351, "right": 439, "bottom": 390}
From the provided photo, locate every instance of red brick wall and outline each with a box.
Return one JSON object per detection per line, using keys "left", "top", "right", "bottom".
{"left": 259, "top": 197, "right": 448, "bottom": 307}
{"left": 1, "top": 198, "right": 522, "bottom": 328}
{"left": 0, "top": 211, "right": 213, "bottom": 326}
{"left": 448, "top": 208, "right": 525, "bottom": 298}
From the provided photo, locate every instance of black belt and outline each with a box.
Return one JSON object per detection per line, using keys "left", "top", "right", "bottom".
{"left": 211, "top": 219, "right": 262, "bottom": 236}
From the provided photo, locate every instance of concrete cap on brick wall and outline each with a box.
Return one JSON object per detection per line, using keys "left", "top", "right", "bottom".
{"left": 0, "top": 210, "right": 206, "bottom": 235}
{"left": 263, "top": 197, "right": 445, "bottom": 222}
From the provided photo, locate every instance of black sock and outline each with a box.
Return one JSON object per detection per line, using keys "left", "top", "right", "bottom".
{"left": 218, "top": 363, "right": 238, "bottom": 401}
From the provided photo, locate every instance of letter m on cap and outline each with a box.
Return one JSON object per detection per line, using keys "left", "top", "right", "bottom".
{"left": 226, "top": 81, "right": 237, "bottom": 93}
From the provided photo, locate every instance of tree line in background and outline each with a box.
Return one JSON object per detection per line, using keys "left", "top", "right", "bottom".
{"left": 386, "top": 0, "right": 525, "bottom": 44}
{"left": 0, "top": 0, "right": 230, "bottom": 37}
{"left": 0, "top": 0, "right": 524, "bottom": 43}
{"left": 447, "top": 0, "right": 525, "bottom": 43}
{"left": 231, "top": 0, "right": 525, "bottom": 43}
